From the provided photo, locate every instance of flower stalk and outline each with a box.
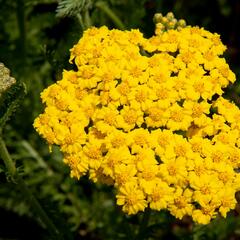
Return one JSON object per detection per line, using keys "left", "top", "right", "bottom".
{"left": 0, "top": 137, "right": 62, "bottom": 240}
{"left": 136, "top": 208, "right": 151, "bottom": 240}
{"left": 16, "top": 0, "right": 26, "bottom": 63}
{"left": 95, "top": 1, "right": 125, "bottom": 30}
{"left": 0, "top": 137, "right": 17, "bottom": 177}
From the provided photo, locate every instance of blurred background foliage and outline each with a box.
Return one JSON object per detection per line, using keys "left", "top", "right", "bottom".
{"left": 0, "top": 0, "right": 240, "bottom": 239}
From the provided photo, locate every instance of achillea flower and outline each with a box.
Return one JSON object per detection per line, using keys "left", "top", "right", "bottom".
{"left": 34, "top": 15, "right": 240, "bottom": 224}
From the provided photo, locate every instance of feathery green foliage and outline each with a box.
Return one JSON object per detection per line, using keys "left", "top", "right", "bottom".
{"left": 56, "top": 0, "right": 92, "bottom": 17}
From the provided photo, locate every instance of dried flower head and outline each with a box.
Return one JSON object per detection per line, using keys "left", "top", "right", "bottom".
{"left": 0, "top": 63, "right": 16, "bottom": 97}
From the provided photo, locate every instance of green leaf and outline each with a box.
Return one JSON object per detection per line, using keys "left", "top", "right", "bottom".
{"left": 0, "top": 82, "right": 27, "bottom": 133}
{"left": 56, "top": 0, "right": 92, "bottom": 18}
{"left": 0, "top": 164, "right": 5, "bottom": 173}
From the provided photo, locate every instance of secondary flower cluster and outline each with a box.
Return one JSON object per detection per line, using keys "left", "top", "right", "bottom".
{"left": 34, "top": 25, "right": 240, "bottom": 224}
{"left": 0, "top": 63, "right": 16, "bottom": 97}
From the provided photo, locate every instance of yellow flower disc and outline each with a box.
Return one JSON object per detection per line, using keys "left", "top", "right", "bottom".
{"left": 34, "top": 25, "right": 240, "bottom": 224}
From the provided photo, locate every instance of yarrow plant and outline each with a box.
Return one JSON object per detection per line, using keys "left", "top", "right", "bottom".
{"left": 34, "top": 13, "right": 240, "bottom": 225}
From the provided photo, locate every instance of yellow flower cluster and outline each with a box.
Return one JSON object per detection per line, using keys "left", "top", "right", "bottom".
{"left": 34, "top": 25, "right": 240, "bottom": 224}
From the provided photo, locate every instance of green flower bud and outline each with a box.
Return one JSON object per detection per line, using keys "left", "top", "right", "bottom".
{"left": 153, "top": 13, "right": 163, "bottom": 23}
{"left": 167, "top": 21, "right": 176, "bottom": 29}
{"left": 166, "top": 12, "right": 174, "bottom": 20}
{"left": 178, "top": 19, "right": 187, "bottom": 28}
{"left": 161, "top": 16, "right": 168, "bottom": 24}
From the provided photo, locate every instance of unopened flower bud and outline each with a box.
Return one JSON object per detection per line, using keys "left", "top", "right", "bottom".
{"left": 161, "top": 16, "right": 168, "bottom": 24}
{"left": 178, "top": 19, "right": 186, "bottom": 28}
{"left": 167, "top": 21, "right": 175, "bottom": 29}
{"left": 153, "top": 13, "right": 163, "bottom": 23}
{"left": 166, "top": 12, "right": 174, "bottom": 20}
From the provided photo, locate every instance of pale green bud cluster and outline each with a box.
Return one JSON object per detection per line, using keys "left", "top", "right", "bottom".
{"left": 153, "top": 12, "right": 187, "bottom": 35}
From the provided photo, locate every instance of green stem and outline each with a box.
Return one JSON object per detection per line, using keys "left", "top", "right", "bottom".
{"left": 95, "top": 1, "right": 125, "bottom": 30}
{"left": 20, "top": 140, "right": 53, "bottom": 176}
{"left": 136, "top": 208, "right": 151, "bottom": 240}
{"left": 76, "top": 13, "right": 85, "bottom": 30}
{"left": 0, "top": 137, "right": 16, "bottom": 177}
{"left": 0, "top": 137, "right": 62, "bottom": 240}
{"left": 83, "top": 10, "right": 92, "bottom": 29}
{"left": 16, "top": 0, "right": 26, "bottom": 63}
{"left": 17, "top": 176, "right": 62, "bottom": 240}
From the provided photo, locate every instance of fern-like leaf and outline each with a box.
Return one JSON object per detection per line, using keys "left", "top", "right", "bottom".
{"left": 0, "top": 82, "right": 26, "bottom": 134}
{"left": 56, "top": 0, "right": 92, "bottom": 18}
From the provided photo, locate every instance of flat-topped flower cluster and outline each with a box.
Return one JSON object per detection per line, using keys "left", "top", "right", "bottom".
{"left": 34, "top": 25, "right": 240, "bottom": 224}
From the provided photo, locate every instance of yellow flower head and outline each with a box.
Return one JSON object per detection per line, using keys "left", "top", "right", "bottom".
{"left": 34, "top": 19, "right": 240, "bottom": 224}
